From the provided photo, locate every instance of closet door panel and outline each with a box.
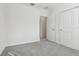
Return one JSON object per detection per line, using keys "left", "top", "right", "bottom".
{"left": 73, "top": 8, "right": 79, "bottom": 49}
{"left": 47, "top": 14, "right": 56, "bottom": 41}
{"left": 55, "top": 14, "right": 61, "bottom": 43}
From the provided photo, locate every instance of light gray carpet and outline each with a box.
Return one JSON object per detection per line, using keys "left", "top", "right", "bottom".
{"left": 1, "top": 40, "right": 79, "bottom": 56}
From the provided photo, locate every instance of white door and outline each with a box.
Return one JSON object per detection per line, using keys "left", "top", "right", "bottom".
{"left": 47, "top": 7, "right": 79, "bottom": 50}
{"left": 47, "top": 14, "right": 56, "bottom": 42}
{"left": 58, "top": 9, "right": 78, "bottom": 49}
{"left": 55, "top": 14, "right": 61, "bottom": 43}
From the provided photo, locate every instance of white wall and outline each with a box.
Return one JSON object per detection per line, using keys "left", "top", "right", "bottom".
{"left": 0, "top": 4, "right": 8, "bottom": 54}
{"left": 7, "top": 4, "right": 48, "bottom": 46}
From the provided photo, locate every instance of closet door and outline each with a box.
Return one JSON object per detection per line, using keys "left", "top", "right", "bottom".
{"left": 59, "top": 9, "right": 77, "bottom": 49}
{"left": 55, "top": 14, "right": 61, "bottom": 43}
{"left": 47, "top": 14, "right": 56, "bottom": 42}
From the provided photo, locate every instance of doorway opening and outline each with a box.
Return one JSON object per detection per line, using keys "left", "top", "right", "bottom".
{"left": 40, "top": 16, "right": 47, "bottom": 40}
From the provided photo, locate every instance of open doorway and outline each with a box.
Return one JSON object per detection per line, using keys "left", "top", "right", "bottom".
{"left": 40, "top": 16, "right": 47, "bottom": 40}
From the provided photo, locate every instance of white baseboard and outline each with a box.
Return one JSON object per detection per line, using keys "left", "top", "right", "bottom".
{"left": 7, "top": 39, "right": 40, "bottom": 47}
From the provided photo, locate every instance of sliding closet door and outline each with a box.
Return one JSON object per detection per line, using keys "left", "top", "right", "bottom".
{"left": 59, "top": 9, "right": 77, "bottom": 48}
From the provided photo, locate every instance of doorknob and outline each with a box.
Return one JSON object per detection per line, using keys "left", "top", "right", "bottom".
{"left": 60, "top": 29, "right": 62, "bottom": 31}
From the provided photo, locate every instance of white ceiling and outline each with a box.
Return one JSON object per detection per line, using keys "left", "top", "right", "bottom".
{"left": 33, "top": 3, "right": 62, "bottom": 8}
{"left": 21, "top": 3, "right": 64, "bottom": 9}
{"left": 21, "top": 3, "right": 79, "bottom": 10}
